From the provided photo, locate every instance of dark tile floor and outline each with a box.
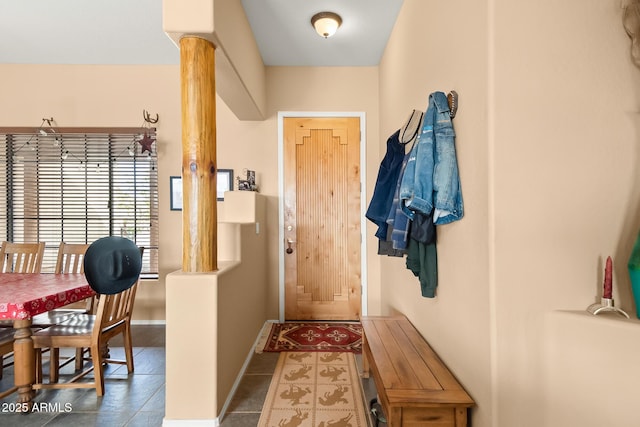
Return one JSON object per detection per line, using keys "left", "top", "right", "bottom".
{"left": 0, "top": 325, "right": 380, "bottom": 427}
{"left": 220, "top": 351, "right": 279, "bottom": 426}
{"left": 0, "top": 325, "right": 165, "bottom": 427}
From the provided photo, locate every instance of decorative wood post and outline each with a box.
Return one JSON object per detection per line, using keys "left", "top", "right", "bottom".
{"left": 180, "top": 37, "right": 218, "bottom": 272}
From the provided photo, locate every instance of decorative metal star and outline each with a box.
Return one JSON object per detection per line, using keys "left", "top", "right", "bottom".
{"left": 138, "top": 133, "right": 155, "bottom": 155}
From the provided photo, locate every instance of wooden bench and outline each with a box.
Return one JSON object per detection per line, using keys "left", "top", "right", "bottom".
{"left": 361, "top": 315, "right": 474, "bottom": 427}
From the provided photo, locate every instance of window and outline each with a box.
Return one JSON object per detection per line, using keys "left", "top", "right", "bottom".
{"left": 0, "top": 127, "right": 159, "bottom": 278}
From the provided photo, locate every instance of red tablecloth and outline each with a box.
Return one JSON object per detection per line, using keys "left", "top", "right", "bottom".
{"left": 0, "top": 273, "right": 94, "bottom": 320}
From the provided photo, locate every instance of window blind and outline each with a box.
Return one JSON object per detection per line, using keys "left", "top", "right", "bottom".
{"left": 0, "top": 127, "right": 159, "bottom": 278}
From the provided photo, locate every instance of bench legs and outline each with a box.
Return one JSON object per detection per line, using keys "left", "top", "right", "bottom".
{"left": 388, "top": 407, "right": 402, "bottom": 426}
{"left": 455, "top": 407, "right": 468, "bottom": 427}
{"left": 362, "top": 353, "right": 370, "bottom": 378}
{"left": 361, "top": 332, "right": 370, "bottom": 378}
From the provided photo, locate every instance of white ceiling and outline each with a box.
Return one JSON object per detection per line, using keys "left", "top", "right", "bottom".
{"left": 241, "top": 0, "right": 403, "bottom": 66}
{"left": 0, "top": 0, "right": 403, "bottom": 67}
{"left": 0, "top": 0, "right": 179, "bottom": 65}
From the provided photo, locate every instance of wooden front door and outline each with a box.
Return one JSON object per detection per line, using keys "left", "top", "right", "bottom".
{"left": 283, "top": 117, "right": 361, "bottom": 320}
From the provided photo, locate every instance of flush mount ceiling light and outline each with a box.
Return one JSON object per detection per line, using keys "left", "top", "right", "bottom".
{"left": 311, "top": 12, "right": 342, "bottom": 38}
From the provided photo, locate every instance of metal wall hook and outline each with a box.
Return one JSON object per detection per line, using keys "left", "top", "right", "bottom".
{"left": 447, "top": 90, "right": 458, "bottom": 119}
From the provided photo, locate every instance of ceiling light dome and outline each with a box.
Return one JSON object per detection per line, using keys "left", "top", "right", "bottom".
{"left": 311, "top": 12, "right": 342, "bottom": 38}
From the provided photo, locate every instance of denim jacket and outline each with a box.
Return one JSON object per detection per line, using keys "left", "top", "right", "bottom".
{"left": 386, "top": 149, "right": 412, "bottom": 250}
{"left": 399, "top": 91, "right": 463, "bottom": 225}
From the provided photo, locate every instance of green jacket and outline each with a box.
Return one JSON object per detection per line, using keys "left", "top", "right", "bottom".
{"left": 406, "top": 237, "right": 438, "bottom": 298}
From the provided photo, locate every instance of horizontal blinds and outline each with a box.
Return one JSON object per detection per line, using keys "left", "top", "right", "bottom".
{"left": 0, "top": 129, "right": 158, "bottom": 276}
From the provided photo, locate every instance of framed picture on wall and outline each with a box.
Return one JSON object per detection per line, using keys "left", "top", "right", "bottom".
{"left": 170, "top": 176, "right": 182, "bottom": 211}
{"left": 217, "top": 169, "right": 234, "bottom": 201}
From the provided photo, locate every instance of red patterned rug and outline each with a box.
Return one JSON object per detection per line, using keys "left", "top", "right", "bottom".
{"left": 262, "top": 322, "right": 362, "bottom": 353}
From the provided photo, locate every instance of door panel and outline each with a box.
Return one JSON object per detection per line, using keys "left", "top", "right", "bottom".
{"left": 284, "top": 117, "right": 361, "bottom": 320}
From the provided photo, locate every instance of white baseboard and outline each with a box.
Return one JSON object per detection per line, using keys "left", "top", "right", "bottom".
{"left": 162, "top": 320, "right": 281, "bottom": 425}
{"left": 162, "top": 419, "right": 218, "bottom": 427}
{"left": 216, "top": 319, "right": 279, "bottom": 422}
{"left": 131, "top": 320, "right": 167, "bottom": 325}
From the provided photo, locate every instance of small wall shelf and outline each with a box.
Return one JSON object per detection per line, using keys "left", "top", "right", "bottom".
{"left": 218, "top": 191, "right": 262, "bottom": 224}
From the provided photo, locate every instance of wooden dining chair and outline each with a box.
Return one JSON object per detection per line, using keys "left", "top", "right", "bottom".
{"left": 32, "top": 242, "right": 93, "bottom": 369}
{"left": 55, "top": 242, "right": 91, "bottom": 275}
{"left": 33, "top": 248, "right": 143, "bottom": 396}
{"left": 0, "top": 241, "right": 46, "bottom": 328}
{"left": 55, "top": 242, "right": 94, "bottom": 312}
{"left": 0, "top": 242, "right": 46, "bottom": 389}
{"left": 33, "top": 277, "right": 140, "bottom": 395}
{"left": 0, "top": 241, "right": 46, "bottom": 273}
{"left": 33, "top": 242, "right": 94, "bottom": 324}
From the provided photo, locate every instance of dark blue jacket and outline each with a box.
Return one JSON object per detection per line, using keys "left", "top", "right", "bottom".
{"left": 365, "top": 130, "right": 406, "bottom": 239}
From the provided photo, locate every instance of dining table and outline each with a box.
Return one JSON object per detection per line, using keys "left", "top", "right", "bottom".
{"left": 0, "top": 273, "right": 94, "bottom": 406}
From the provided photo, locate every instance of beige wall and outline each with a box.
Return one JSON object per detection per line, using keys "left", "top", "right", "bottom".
{"left": 163, "top": 0, "right": 266, "bottom": 119}
{"left": 6, "top": 0, "right": 640, "bottom": 423}
{"left": 493, "top": 1, "right": 640, "bottom": 425}
{"left": 217, "top": 66, "right": 381, "bottom": 318}
{"left": 165, "top": 192, "right": 268, "bottom": 422}
{"left": 0, "top": 64, "right": 182, "bottom": 322}
{"left": 0, "top": 63, "right": 380, "bottom": 321}
{"left": 378, "top": 0, "right": 492, "bottom": 425}
{"left": 379, "top": 0, "right": 640, "bottom": 426}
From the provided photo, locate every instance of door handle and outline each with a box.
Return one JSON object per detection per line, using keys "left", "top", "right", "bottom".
{"left": 286, "top": 239, "right": 295, "bottom": 254}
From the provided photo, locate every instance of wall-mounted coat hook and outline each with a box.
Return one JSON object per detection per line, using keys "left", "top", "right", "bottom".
{"left": 143, "top": 110, "right": 159, "bottom": 124}
{"left": 447, "top": 91, "right": 458, "bottom": 119}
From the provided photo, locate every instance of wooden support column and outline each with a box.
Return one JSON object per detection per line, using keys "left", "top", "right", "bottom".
{"left": 180, "top": 37, "right": 218, "bottom": 272}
